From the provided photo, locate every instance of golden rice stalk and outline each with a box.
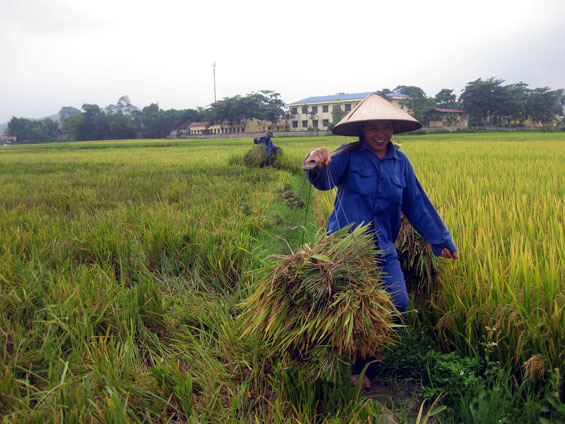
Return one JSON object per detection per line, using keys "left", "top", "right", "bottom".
{"left": 243, "top": 146, "right": 269, "bottom": 167}
{"left": 523, "top": 354, "right": 546, "bottom": 381}
{"left": 395, "top": 214, "right": 439, "bottom": 296}
{"left": 240, "top": 224, "right": 399, "bottom": 381}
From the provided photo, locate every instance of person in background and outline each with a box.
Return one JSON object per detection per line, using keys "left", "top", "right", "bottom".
{"left": 304, "top": 94, "right": 458, "bottom": 389}
{"left": 254, "top": 130, "right": 279, "bottom": 166}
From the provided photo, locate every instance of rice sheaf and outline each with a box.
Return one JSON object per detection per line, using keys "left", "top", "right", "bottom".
{"left": 240, "top": 224, "right": 400, "bottom": 381}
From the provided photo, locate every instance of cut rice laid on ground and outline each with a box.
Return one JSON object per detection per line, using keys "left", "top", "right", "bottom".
{"left": 243, "top": 146, "right": 268, "bottom": 167}
{"left": 240, "top": 224, "right": 400, "bottom": 382}
{"left": 243, "top": 146, "right": 283, "bottom": 168}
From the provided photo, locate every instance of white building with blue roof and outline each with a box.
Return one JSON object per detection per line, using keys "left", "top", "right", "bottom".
{"left": 287, "top": 92, "right": 409, "bottom": 131}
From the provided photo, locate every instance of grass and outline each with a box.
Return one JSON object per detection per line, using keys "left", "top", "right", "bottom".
{"left": 0, "top": 133, "right": 564, "bottom": 422}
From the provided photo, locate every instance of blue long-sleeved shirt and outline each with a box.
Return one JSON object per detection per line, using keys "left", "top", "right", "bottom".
{"left": 305, "top": 140, "right": 457, "bottom": 260}
{"left": 254, "top": 136, "right": 278, "bottom": 156}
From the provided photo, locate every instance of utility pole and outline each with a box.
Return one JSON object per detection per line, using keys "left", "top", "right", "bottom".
{"left": 212, "top": 62, "right": 216, "bottom": 104}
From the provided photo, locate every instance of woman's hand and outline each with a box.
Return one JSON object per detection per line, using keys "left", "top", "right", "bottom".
{"left": 305, "top": 147, "right": 332, "bottom": 169}
{"left": 440, "top": 248, "right": 458, "bottom": 261}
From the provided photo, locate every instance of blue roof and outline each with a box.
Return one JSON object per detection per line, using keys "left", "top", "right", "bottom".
{"left": 290, "top": 91, "right": 407, "bottom": 104}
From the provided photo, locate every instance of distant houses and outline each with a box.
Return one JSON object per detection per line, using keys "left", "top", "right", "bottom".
{"left": 169, "top": 92, "right": 415, "bottom": 138}
{"left": 423, "top": 109, "right": 468, "bottom": 128}
{"left": 286, "top": 92, "right": 410, "bottom": 131}
{"left": 171, "top": 89, "right": 563, "bottom": 138}
{"left": 170, "top": 118, "right": 290, "bottom": 138}
{"left": 0, "top": 132, "right": 16, "bottom": 144}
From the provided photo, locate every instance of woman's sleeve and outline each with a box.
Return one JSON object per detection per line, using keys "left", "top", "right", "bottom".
{"left": 304, "top": 150, "right": 349, "bottom": 191}
{"left": 402, "top": 160, "right": 457, "bottom": 256}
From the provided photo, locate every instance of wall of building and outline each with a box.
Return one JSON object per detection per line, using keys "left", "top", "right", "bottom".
{"left": 288, "top": 101, "right": 360, "bottom": 131}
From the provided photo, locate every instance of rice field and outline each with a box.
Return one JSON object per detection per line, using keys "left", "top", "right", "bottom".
{"left": 0, "top": 132, "right": 564, "bottom": 421}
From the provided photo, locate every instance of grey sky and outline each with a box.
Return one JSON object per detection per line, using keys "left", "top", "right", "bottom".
{"left": 1, "top": 0, "right": 564, "bottom": 123}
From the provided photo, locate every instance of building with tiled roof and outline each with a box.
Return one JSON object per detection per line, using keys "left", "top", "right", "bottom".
{"left": 286, "top": 92, "right": 410, "bottom": 131}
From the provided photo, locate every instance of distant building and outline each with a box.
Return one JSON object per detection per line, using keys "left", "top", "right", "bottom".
{"left": 500, "top": 115, "right": 562, "bottom": 127}
{"left": 58, "top": 130, "right": 73, "bottom": 141}
{"left": 170, "top": 119, "right": 290, "bottom": 138}
{"left": 424, "top": 109, "right": 468, "bottom": 128}
{"left": 0, "top": 132, "right": 15, "bottom": 143}
{"left": 286, "top": 92, "right": 410, "bottom": 131}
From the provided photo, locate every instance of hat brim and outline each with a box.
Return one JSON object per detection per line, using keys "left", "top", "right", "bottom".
{"left": 332, "top": 119, "right": 422, "bottom": 136}
{"left": 331, "top": 94, "right": 422, "bottom": 136}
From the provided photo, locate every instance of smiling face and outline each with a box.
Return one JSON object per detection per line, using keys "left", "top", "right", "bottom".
{"left": 361, "top": 120, "right": 394, "bottom": 158}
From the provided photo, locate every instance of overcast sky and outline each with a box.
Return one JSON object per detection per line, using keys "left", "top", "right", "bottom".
{"left": 1, "top": 0, "right": 564, "bottom": 123}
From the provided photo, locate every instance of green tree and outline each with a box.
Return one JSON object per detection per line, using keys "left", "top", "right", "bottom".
{"left": 500, "top": 83, "right": 528, "bottom": 125}
{"left": 393, "top": 85, "right": 435, "bottom": 121}
{"left": 525, "top": 87, "right": 564, "bottom": 124}
{"left": 253, "top": 90, "right": 286, "bottom": 124}
{"left": 6, "top": 117, "right": 28, "bottom": 142}
{"left": 331, "top": 104, "right": 347, "bottom": 125}
{"left": 208, "top": 95, "right": 247, "bottom": 127}
{"left": 7, "top": 117, "right": 58, "bottom": 143}
{"left": 205, "top": 90, "right": 286, "bottom": 131}
{"left": 376, "top": 88, "right": 393, "bottom": 98}
{"left": 140, "top": 103, "right": 162, "bottom": 138}
{"left": 58, "top": 106, "right": 81, "bottom": 123}
{"left": 40, "top": 118, "right": 59, "bottom": 140}
{"left": 107, "top": 110, "right": 138, "bottom": 139}
{"left": 434, "top": 89, "right": 458, "bottom": 108}
{"left": 140, "top": 105, "right": 201, "bottom": 139}
{"left": 64, "top": 104, "right": 110, "bottom": 141}
{"left": 460, "top": 78, "right": 506, "bottom": 126}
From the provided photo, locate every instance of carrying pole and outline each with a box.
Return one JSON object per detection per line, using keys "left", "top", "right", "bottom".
{"left": 301, "top": 141, "right": 360, "bottom": 172}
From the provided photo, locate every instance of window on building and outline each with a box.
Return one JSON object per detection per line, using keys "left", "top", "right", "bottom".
{"left": 291, "top": 107, "right": 297, "bottom": 114}
{"left": 292, "top": 121, "right": 298, "bottom": 128}
{"left": 322, "top": 105, "right": 329, "bottom": 113}
{"left": 302, "top": 106, "right": 308, "bottom": 114}
{"left": 302, "top": 120, "right": 308, "bottom": 128}
{"left": 313, "top": 120, "right": 318, "bottom": 128}
{"left": 345, "top": 104, "right": 351, "bottom": 112}
{"left": 323, "top": 119, "right": 329, "bottom": 127}
{"left": 312, "top": 106, "right": 318, "bottom": 113}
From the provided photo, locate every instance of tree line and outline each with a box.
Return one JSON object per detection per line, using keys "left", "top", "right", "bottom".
{"left": 6, "top": 91, "right": 286, "bottom": 143}
{"left": 379, "top": 79, "right": 564, "bottom": 126}
{"left": 5, "top": 79, "right": 564, "bottom": 143}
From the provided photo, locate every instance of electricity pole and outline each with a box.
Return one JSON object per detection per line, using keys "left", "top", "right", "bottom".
{"left": 212, "top": 62, "right": 216, "bottom": 104}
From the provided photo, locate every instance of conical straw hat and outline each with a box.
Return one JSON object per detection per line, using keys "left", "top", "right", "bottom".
{"left": 332, "top": 94, "right": 422, "bottom": 136}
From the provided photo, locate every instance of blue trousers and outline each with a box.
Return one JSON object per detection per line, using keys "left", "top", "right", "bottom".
{"left": 378, "top": 255, "right": 409, "bottom": 314}
{"left": 352, "top": 255, "right": 408, "bottom": 378}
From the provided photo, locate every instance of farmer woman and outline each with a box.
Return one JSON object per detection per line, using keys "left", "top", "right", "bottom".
{"left": 304, "top": 94, "right": 458, "bottom": 389}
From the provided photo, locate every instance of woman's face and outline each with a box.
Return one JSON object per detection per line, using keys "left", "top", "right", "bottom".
{"left": 362, "top": 120, "right": 394, "bottom": 157}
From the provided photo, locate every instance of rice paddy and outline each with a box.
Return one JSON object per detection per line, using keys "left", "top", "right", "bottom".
{"left": 0, "top": 132, "right": 564, "bottom": 422}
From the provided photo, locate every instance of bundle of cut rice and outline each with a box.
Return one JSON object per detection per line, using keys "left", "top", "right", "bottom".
{"left": 240, "top": 224, "right": 399, "bottom": 381}
{"left": 395, "top": 214, "right": 439, "bottom": 297}
{"left": 243, "top": 146, "right": 268, "bottom": 167}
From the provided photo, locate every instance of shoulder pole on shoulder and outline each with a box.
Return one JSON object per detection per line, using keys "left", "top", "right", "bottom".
{"left": 301, "top": 141, "right": 360, "bottom": 172}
